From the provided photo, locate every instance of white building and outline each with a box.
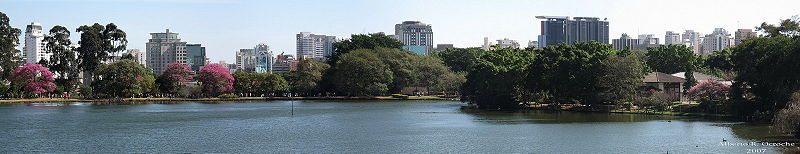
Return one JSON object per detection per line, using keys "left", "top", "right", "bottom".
{"left": 146, "top": 29, "right": 187, "bottom": 74}
{"left": 612, "top": 33, "right": 640, "bottom": 50}
{"left": 701, "top": 28, "right": 733, "bottom": 55}
{"left": 395, "top": 21, "right": 433, "bottom": 54}
{"left": 296, "top": 32, "right": 336, "bottom": 61}
{"left": 638, "top": 34, "right": 660, "bottom": 49}
{"left": 23, "top": 22, "right": 49, "bottom": 64}
{"left": 665, "top": 31, "right": 682, "bottom": 45}
{"left": 682, "top": 30, "right": 702, "bottom": 54}
{"left": 496, "top": 38, "right": 520, "bottom": 48}
{"left": 236, "top": 48, "right": 256, "bottom": 72}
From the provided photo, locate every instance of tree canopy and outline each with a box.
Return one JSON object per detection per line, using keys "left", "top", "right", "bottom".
{"left": 93, "top": 60, "right": 154, "bottom": 97}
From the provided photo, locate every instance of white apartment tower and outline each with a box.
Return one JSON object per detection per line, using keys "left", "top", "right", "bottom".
{"left": 395, "top": 21, "right": 433, "bottom": 54}
{"left": 146, "top": 29, "right": 187, "bottom": 74}
{"left": 701, "top": 28, "right": 734, "bottom": 55}
{"left": 682, "top": 30, "right": 702, "bottom": 54}
{"left": 23, "top": 22, "right": 49, "bottom": 64}
{"left": 296, "top": 32, "right": 336, "bottom": 61}
{"left": 665, "top": 31, "right": 682, "bottom": 45}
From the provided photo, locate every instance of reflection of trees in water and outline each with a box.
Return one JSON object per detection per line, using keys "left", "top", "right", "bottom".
{"left": 728, "top": 124, "right": 800, "bottom": 144}
{"left": 460, "top": 108, "right": 694, "bottom": 124}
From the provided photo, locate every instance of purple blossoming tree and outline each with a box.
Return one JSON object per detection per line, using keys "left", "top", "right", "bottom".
{"left": 10, "top": 63, "right": 56, "bottom": 94}
{"left": 196, "top": 63, "right": 234, "bottom": 96}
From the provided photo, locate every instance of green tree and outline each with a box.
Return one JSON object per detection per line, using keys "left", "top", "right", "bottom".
{"left": 596, "top": 53, "right": 646, "bottom": 103}
{"left": 434, "top": 71, "right": 466, "bottom": 96}
{"left": 156, "top": 63, "right": 193, "bottom": 95}
{"left": 332, "top": 49, "right": 393, "bottom": 96}
{"left": 232, "top": 72, "right": 257, "bottom": 96}
{"left": 329, "top": 33, "right": 403, "bottom": 65}
{"left": 526, "top": 41, "right": 615, "bottom": 105}
{"left": 462, "top": 47, "right": 537, "bottom": 109}
{"left": 373, "top": 48, "right": 417, "bottom": 93}
{"left": 258, "top": 73, "right": 289, "bottom": 96}
{"left": 93, "top": 60, "right": 154, "bottom": 97}
{"left": 432, "top": 47, "right": 485, "bottom": 72}
{"left": 76, "top": 23, "right": 127, "bottom": 86}
{"left": 42, "top": 25, "right": 80, "bottom": 93}
{"left": 757, "top": 16, "right": 800, "bottom": 37}
{"left": 291, "top": 59, "right": 330, "bottom": 96}
{"left": 412, "top": 55, "right": 451, "bottom": 91}
{"left": 645, "top": 44, "right": 698, "bottom": 74}
{"left": 0, "top": 12, "right": 21, "bottom": 95}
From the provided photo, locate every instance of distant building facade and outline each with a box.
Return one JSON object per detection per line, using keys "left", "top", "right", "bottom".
{"left": 638, "top": 34, "right": 660, "bottom": 50}
{"left": 185, "top": 44, "right": 206, "bottom": 72}
{"left": 436, "top": 44, "right": 454, "bottom": 50}
{"left": 612, "top": 33, "right": 640, "bottom": 50}
{"left": 23, "top": 22, "right": 48, "bottom": 64}
{"left": 146, "top": 29, "right": 187, "bottom": 74}
{"left": 296, "top": 32, "right": 336, "bottom": 61}
{"left": 254, "top": 43, "right": 273, "bottom": 73}
{"left": 127, "top": 49, "right": 146, "bottom": 66}
{"left": 701, "top": 28, "right": 733, "bottom": 55}
{"left": 496, "top": 38, "right": 521, "bottom": 48}
{"left": 664, "top": 31, "right": 682, "bottom": 45}
{"left": 528, "top": 40, "right": 538, "bottom": 48}
{"left": 236, "top": 48, "right": 256, "bottom": 72}
{"left": 272, "top": 54, "right": 295, "bottom": 73}
{"left": 734, "top": 29, "right": 757, "bottom": 46}
{"left": 682, "top": 30, "right": 702, "bottom": 54}
{"left": 395, "top": 21, "right": 433, "bottom": 54}
{"left": 536, "top": 16, "right": 609, "bottom": 47}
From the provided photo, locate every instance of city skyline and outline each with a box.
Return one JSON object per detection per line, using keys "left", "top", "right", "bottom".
{"left": 3, "top": 0, "right": 798, "bottom": 62}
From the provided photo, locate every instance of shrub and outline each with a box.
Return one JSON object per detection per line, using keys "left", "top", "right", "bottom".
{"left": 217, "top": 94, "right": 238, "bottom": 99}
{"left": 391, "top": 94, "right": 409, "bottom": 99}
{"left": 774, "top": 91, "right": 800, "bottom": 137}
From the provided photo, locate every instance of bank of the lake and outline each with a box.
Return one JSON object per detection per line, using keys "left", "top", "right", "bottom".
{"left": 0, "top": 100, "right": 789, "bottom": 153}
{"left": 0, "top": 95, "right": 456, "bottom": 104}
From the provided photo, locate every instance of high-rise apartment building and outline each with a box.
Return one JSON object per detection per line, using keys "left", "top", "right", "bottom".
{"left": 395, "top": 21, "right": 433, "bottom": 54}
{"left": 272, "top": 53, "right": 295, "bottom": 73}
{"left": 254, "top": 43, "right": 273, "bottom": 73}
{"left": 612, "top": 34, "right": 640, "bottom": 50}
{"left": 682, "top": 30, "right": 702, "bottom": 54}
{"left": 146, "top": 29, "right": 187, "bottom": 74}
{"left": 296, "top": 32, "right": 336, "bottom": 61}
{"left": 186, "top": 44, "right": 206, "bottom": 72}
{"left": 23, "top": 22, "right": 49, "bottom": 64}
{"left": 236, "top": 48, "right": 256, "bottom": 72}
{"left": 734, "top": 29, "right": 757, "bottom": 46}
{"left": 665, "top": 31, "right": 682, "bottom": 45}
{"left": 536, "top": 16, "right": 609, "bottom": 47}
{"left": 701, "top": 28, "right": 733, "bottom": 55}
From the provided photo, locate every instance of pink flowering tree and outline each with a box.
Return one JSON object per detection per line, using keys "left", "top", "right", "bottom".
{"left": 687, "top": 80, "right": 731, "bottom": 101}
{"left": 196, "top": 64, "right": 234, "bottom": 96}
{"left": 10, "top": 63, "right": 56, "bottom": 95}
{"left": 157, "top": 63, "right": 194, "bottom": 95}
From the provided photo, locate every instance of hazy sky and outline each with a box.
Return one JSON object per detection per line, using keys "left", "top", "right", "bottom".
{"left": 3, "top": 0, "right": 798, "bottom": 62}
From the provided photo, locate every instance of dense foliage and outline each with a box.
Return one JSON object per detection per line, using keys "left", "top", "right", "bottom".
{"left": 93, "top": 60, "right": 154, "bottom": 97}
{"left": 157, "top": 63, "right": 193, "bottom": 95}
{"left": 9, "top": 64, "right": 56, "bottom": 95}
{"left": 197, "top": 64, "right": 235, "bottom": 95}
{"left": 42, "top": 25, "right": 80, "bottom": 93}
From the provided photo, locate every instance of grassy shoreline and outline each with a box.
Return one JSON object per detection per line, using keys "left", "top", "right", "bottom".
{"left": 0, "top": 96, "right": 458, "bottom": 104}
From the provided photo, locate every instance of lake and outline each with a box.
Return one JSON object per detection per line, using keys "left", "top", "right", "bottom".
{"left": 0, "top": 100, "right": 783, "bottom": 153}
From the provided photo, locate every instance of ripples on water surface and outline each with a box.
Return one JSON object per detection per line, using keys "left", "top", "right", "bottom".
{"left": 0, "top": 100, "right": 782, "bottom": 153}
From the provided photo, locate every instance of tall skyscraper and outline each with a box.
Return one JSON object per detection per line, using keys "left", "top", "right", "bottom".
{"left": 536, "top": 16, "right": 609, "bottom": 47}
{"left": 236, "top": 48, "right": 256, "bottom": 72}
{"left": 701, "top": 28, "right": 733, "bottom": 55}
{"left": 734, "top": 29, "right": 757, "bottom": 46}
{"left": 254, "top": 43, "right": 273, "bottom": 73}
{"left": 23, "top": 22, "right": 48, "bottom": 64}
{"left": 496, "top": 38, "right": 520, "bottom": 48}
{"left": 185, "top": 44, "right": 206, "bottom": 72}
{"left": 296, "top": 32, "right": 336, "bottom": 61}
{"left": 665, "top": 31, "right": 682, "bottom": 45}
{"left": 482, "top": 37, "right": 491, "bottom": 50}
{"left": 146, "top": 29, "right": 187, "bottom": 74}
{"left": 395, "top": 21, "right": 433, "bottom": 54}
{"left": 682, "top": 30, "right": 702, "bottom": 54}
{"left": 612, "top": 33, "right": 640, "bottom": 50}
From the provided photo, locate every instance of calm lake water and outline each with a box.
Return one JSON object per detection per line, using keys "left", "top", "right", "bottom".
{"left": 0, "top": 100, "right": 784, "bottom": 153}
